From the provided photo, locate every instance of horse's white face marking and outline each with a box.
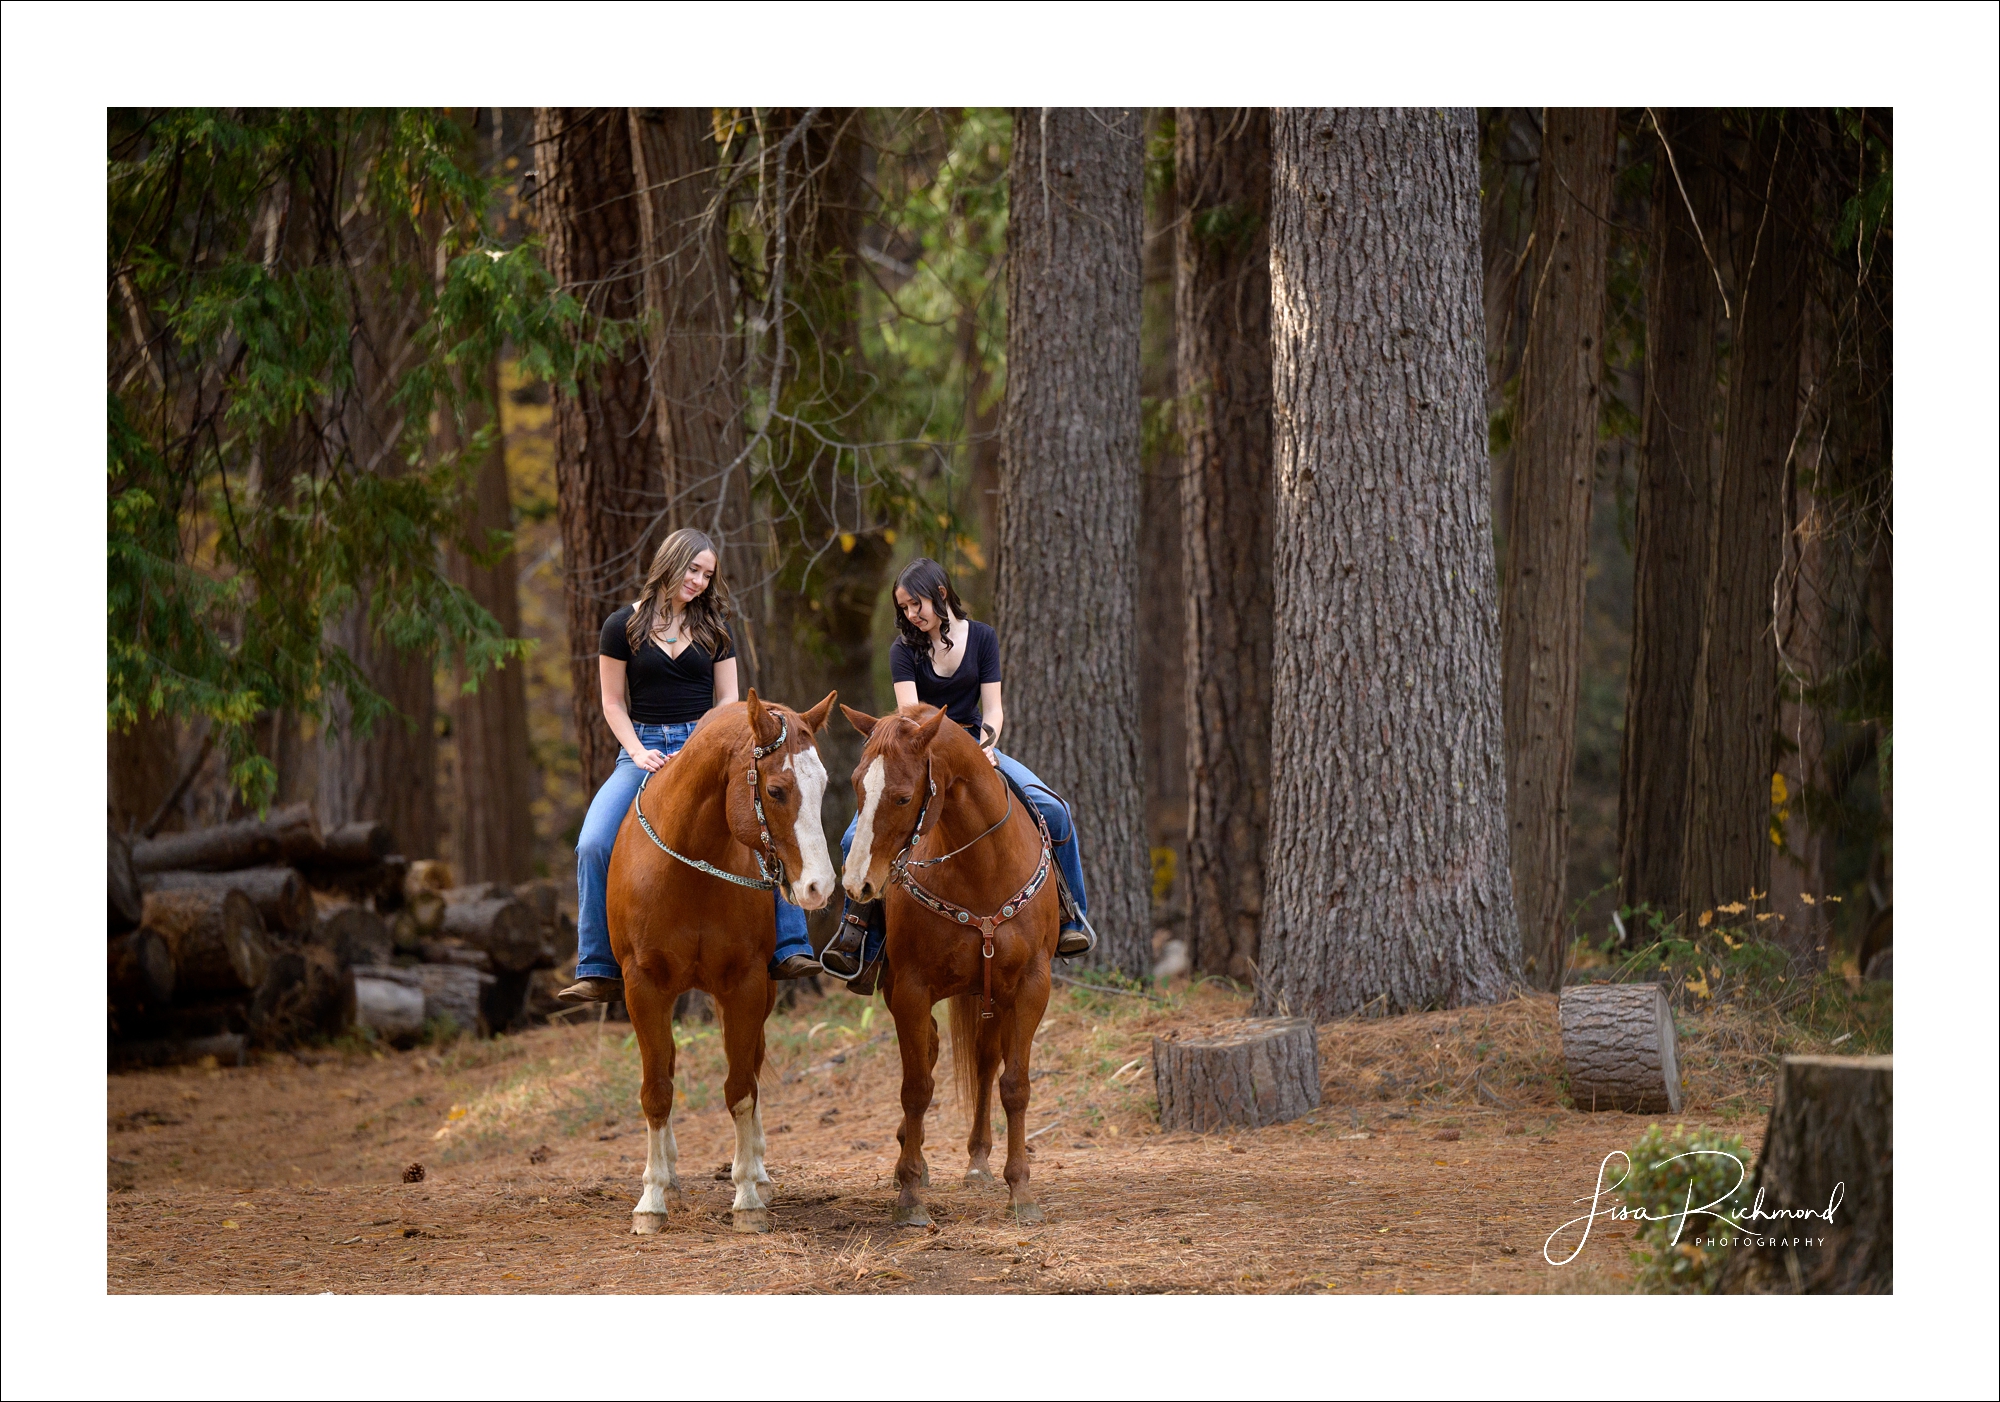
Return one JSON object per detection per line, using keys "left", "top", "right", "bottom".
{"left": 787, "top": 745, "right": 835, "bottom": 908}
{"left": 635, "top": 1110, "right": 679, "bottom": 1217}
{"left": 843, "top": 756, "right": 886, "bottom": 897}
{"left": 728, "top": 1094, "right": 767, "bottom": 1212}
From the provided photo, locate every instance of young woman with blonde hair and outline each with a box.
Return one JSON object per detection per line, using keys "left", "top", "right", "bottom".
{"left": 559, "top": 528, "right": 821, "bottom": 1002}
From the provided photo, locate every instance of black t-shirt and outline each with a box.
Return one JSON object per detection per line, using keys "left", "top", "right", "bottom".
{"left": 889, "top": 619, "right": 1001, "bottom": 735}
{"left": 599, "top": 604, "right": 735, "bottom": 725}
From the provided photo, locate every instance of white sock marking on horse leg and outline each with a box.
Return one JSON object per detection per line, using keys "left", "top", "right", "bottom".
{"left": 729, "top": 1094, "right": 765, "bottom": 1210}
{"left": 635, "top": 1109, "right": 678, "bottom": 1216}
{"left": 790, "top": 746, "right": 835, "bottom": 903}
{"left": 842, "top": 756, "right": 885, "bottom": 895}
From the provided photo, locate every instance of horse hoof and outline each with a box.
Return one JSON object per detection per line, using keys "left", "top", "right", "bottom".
{"left": 892, "top": 1203, "right": 932, "bottom": 1228}
{"left": 1011, "top": 1202, "right": 1045, "bottom": 1225}
{"left": 731, "top": 1207, "right": 772, "bottom": 1234}
{"left": 964, "top": 1167, "right": 996, "bottom": 1186}
{"left": 632, "top": 1212, "right": 669, "bottom": 1236}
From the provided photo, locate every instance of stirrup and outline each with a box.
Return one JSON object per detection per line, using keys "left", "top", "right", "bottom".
{"left": 1056, "top": 913, "right": 1098, "bottom": 959}
{"left": 820, "top": 910, "right": 870, "bottom": 980}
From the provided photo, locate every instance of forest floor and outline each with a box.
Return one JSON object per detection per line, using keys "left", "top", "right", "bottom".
{"left": 106, "top": 972, "right": 1889, "bottom": 1295}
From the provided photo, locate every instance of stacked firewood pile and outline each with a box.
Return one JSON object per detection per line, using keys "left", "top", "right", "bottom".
{"left": 108, "top": 806, "right": 576, "bottom": 1066}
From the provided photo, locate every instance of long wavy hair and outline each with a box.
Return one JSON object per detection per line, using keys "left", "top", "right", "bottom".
{"left": 892, "top": 557, "right": 970, "bottom": 660}
{"left": 628, "top": 528, "right": 733, "bottom": 659}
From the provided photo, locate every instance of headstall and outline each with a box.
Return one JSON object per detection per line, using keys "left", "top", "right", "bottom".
{"left": 632, "top": 714, "right": 790, "bottom": 893}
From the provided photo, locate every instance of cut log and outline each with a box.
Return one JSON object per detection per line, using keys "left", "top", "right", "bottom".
{"left": 406, "top": 858, "right": 455, "bottom": 896}
{"left": 355, "top": 963, "right": 494, "bottom": 1038}
{"left": 248, "top": 945, "right": 355, "bottom": 1046}
{"left": 318, "top": 819, "right": 395, "bottom": 865}
{"left": 420, "top": 939, "right": 495, "bottom": 972}
{"left": 444, "top": 881, "right": 514, "bottom": 905}
{"left": 354, "top": 973, "right": 428, "bottom": 1042}
{"left": 110, "top": 829, "right": 145, "bottom": 933}
{"left": 142, "top": 888, "right": 270, "bottom": 997}
{"left": 515, "top": 878, "right": 561, "bottom": 926}
{"left": 407, "top": 889, "right": 447, "bottom": 935}
{"left": 1720, "top": 1055, "right": 1892, "bottom": 1294}
{"left": 440, "top": 895, "right": 547, "bottom": 973}
{"left": 130, "top": 803, "right": 321, "bottom": 874}
{"left": 142, "top": 866, "right": 316, "bottom": 936}
{"left": 314, "top": 905, "right": 394, "bottom": 970}
{"left": 298, "top": 855, "right": 406, "bottom": 908}
{"left": 1152, "top": 1018, "right": 1321, "bottom": 1132}
{"left": 110, "top": 1033, "right": 247, "bottom": 1070}
{"left": 1560, "top": 983, "right": 1682, "bottom": 1113}
{"left": 109, "top": 929, "right": 175, "bottom": 1011}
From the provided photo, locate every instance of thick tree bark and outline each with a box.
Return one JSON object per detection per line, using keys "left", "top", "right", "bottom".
{"left": 1258, "top": 108, "right": 1521, "bottom": 1019}
{"left": 1559, "top": 982, "right": 1682, "bottom": 1113}
{"left": 142, "top": 888, "right": 270, "bottom": 997}
{"left": 759, "top": 109, "right": 890, "bottom": 847}
{"left": 444, "top": 352, "right": 538, "bottom": 884}
{"left": 1175, "top": 107, "right": 1274, "bottom": 984}
{"left": 1501, "top": 108, "right": 1617, "bottom": 987}
{"left": 536, "top": 107, "right": 671, "bottom": 793}
{"left": 1620, "top": 108, "right": 1725, "bottom": 924}
{"left": 1152, "top": 1018, "right": 1319, "bottom": 1131}
{"left": 998, "top": 107, "right": 1152, "bottom": 976}
{"left": 1681, "top": 119, "right": 1805, "bottom": 921}
{"left": 130, "top": 802, "right": 322, "bottom": 874}
{"left": 141, "top": 866, "right": 315, "bottom": 936}
{"left": 628, "top": 109, "right": 763, "bottom": 681}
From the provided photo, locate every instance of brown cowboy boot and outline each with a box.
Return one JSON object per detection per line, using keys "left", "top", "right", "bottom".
{"left": 557, "top": 976, "right": 624, "bottom": 1004}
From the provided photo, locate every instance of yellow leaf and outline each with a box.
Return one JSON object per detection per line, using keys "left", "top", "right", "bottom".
{"left": 1755, "top": 912, "right": 1776, "bottom": 922}
{"left": 448, "top": 1104, "right": 468, "bottom": 1121}
{"left": 1720, "top": 933, "right": 1741, "bottom": 949}
{"left": 1800, "top": 893, "right": 1817, "bottom": 906}
{"left": 1771, "top": 772, "right": 1789, "bottom": 805}
{"left": 838, "top": 532, "right": 857, "bottom": 553}
{"left": 936, "top": 511, "right": 951, "bottom": 527}
{"left": 1750, "top": 889, "right": 1765, "bottom": 900}
{"left": 222, "top": 1220, "right": 239, "bottom": 1229}
{"left": 1824, "top": 895, "right": 1842, "bottom": 903}
{"left": 957, "top": 536, "right": 987, "bottom": 570}
{"left": 882, "top": 528, "right": 897, "bottom": 546}
{"left": 1717, "top": 901, "right": 1746, "bottom": 915}
{"left": 1685, "top": 971, "right": 1711, "bottom": 1000}
{"left": 1698, "top": 910, "right": 1714, "bottom": 929}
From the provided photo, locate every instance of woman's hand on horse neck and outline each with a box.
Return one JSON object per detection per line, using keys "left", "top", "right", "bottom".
{"left": 891, "top": 679, "right": 1004, "bottom": 767}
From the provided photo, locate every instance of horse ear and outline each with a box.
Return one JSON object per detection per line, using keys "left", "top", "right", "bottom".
{"left": 746, "top": 688, "right": 782, "bottom": 747}
{"left": 912, "top": 706, "right": 948, "bottom": 751}
{"left": 840, "top": 703, "right": 879, "bottom": 738}
{"left": 800, "top": 690, "right": 838, "bottom": 735}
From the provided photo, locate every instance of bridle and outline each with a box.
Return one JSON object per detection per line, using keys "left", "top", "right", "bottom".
{"left": 885, "top": 751, "right": 1052, "bottom": 1019}
{"left": 632, "top": 714, "right": 792, "bottom": 893}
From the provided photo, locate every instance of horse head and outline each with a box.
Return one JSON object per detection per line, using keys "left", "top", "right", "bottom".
{"left": 739, "top": 688, "right": 839, "bottom": 910}
{"left": 838, "top": 702, "right": 950, "bottom": 903}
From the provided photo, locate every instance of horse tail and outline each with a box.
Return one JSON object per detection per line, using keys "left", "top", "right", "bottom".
{"left": 946, "top": 994, "right": 984, "bottom": 1107}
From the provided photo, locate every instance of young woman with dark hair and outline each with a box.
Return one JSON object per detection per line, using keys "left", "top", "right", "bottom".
{"left": 818, "top": 556, "right": 1095, "bottom": 993}
{"left": 559, "top": 528, "right": 821, "bottom": 1003}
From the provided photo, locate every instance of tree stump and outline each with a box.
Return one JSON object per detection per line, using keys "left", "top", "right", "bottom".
{"left": 1152, "top": 1018, "right": 1321, "bottom": 1132}
{"left": 1559, "top": 983, "right": 1682, "bottom": 1113}
{"left": 248, "top": 946, "right": 355, "bottom": 1046}
{"left": 1720, "top": 1055, "right": 1892, "bottom": 1294}
{"left": 109, "top": 929, "right": 175, "bottom": 1012}
{"left": 130, "top": 803, "right": 321, "bottom": 874}
{"left": 141, "top": 888, "right": 270, "bottom": 997}
{"left": 440, "top": 894, "right": 548, "bottom": 973}
{"left": 110, "top": 829, "right": 145, "bottom": 934}
{"left": 353, "top": 972, "right": 427, "bottom": 1042}
{"left": 143, "top": 866, "right": 316, "bottom": 936}
{"left": 315, "top": 906, "right": 394, "bottom": 969}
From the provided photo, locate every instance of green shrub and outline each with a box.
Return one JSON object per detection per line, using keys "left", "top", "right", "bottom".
{"left": 1621, "top": 1123, "right": 1756, "bottom": 1293}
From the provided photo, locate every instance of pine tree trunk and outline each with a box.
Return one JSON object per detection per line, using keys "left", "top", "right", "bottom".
{"left": 1258, "top": 108, "right": 1520, "bottom": 1019}
{"left": 1501, "top": 108, "right": 1617, "bottom": 988}
{"left": 445, "top": 352, "right": 538, "bottom": 884}
{"left": 536, "top": 107, "right": 670, "bottom": 793}
{"left": 760, "top": 109, "right": 891, "bottom": 841}
{"left": 1139, "top": 108, "right": 1186, "bottom": 942}
{"left": 1620, "top": 108, "right": 1724, "bottom": 924}
{"left": 998, "top": 107, "right": 1151, "bottom": 976}
{"left": 1175, "top": 107, "right": 1273, "bottom": 983}
{"left": 1681, "top": 120, "right": 1805, "bottom": 922}
{"left": 628, "top": 109, "right": 762, "bottom": 684}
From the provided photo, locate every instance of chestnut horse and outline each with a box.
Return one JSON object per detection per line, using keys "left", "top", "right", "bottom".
{"left": 839, "top": 703, "right": 1060, "bottom": 1226}
{"left": 607, "top": 689, "right": 838, "bottom": 1235}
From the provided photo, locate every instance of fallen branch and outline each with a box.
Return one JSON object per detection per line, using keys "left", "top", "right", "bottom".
{"left": 1052, "top": 971, "right": 1163, "bottom": 1002}
{"left": 1024, "top": 1118, "right": 1065, "bottom": 1142}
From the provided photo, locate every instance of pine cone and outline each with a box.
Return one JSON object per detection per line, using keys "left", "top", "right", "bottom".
{"left": 402, "top": 1161, "right": 426, "bottom": 1183}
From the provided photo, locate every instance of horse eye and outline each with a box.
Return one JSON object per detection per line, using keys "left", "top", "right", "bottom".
{"left": 895, "top": 796, "right": 911, "bottom": 806}
{"left": 768, "top": 787, "right": 789, "bottom": 803}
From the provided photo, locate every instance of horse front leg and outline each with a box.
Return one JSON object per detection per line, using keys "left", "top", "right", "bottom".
{"left": 717, "top": 975, "right": 774, "bottom": 1233}
{"left": 998, "top": 965, "right": 1052, "bottom": 1224}
{"left": 626, "top": 970, "right": 682, "bottom": 1234}
{"left": 887, "top": 980, "right": 937, "bottom": 1227}
{"left": 964, "top": 1004, "right": 1004, "bottom": 1186}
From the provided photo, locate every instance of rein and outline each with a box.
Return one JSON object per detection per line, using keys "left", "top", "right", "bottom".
{"left": 887, "top": 754, "right": 1053, "bottom": 1020}
{"left": 632, "top": 714, "right": 791, "bottom": 893}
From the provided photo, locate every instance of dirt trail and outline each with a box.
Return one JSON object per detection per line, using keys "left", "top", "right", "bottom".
{"left": 107, "top": 982, "right": 1781, "bottom": 1294}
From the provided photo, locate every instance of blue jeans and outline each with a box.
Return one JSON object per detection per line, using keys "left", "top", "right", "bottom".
{"left": 837, "top": 749, "right": 1088, "bottom": 966}
{"left": 575, "top": 721, "right": 812, "bottom": 980}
